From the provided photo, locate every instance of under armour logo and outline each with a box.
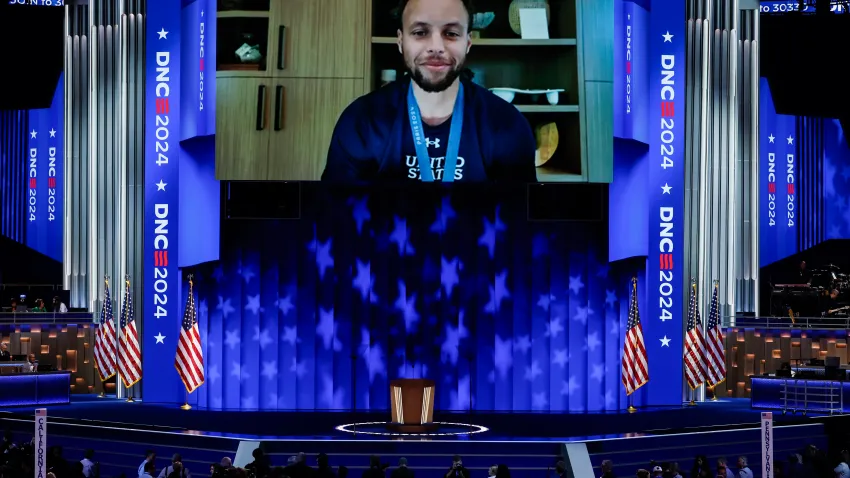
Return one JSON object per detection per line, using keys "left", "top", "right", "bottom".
{"left": 426, "top": 137, "right": 441, "bottom": 149}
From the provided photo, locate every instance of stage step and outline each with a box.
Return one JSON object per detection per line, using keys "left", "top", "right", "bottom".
{"left": 585, "top": 423, "right": 828, "bottom": 476}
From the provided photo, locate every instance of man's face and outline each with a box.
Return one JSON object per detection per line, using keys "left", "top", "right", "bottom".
{"left": 28, "top": 354, "right": 35, "bottom": 362}
{"left": 397, "top": 0, "right": 470, "bottom": 93}
{"left": 0, "top": 343, "right": 7, "bottom": 352}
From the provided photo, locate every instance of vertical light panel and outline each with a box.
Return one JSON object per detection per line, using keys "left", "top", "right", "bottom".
{"left": 683, "top": 0, "right": 760, "bottom": 398}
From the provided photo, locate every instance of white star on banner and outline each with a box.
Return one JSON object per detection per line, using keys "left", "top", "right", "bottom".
{"left": 662, "top": 31, "right": 673, "bottom": 42}
{"left": 49, "top": 129, "right": 56, "bottom": 138}
{"left": 154, "top": 333, "right": 165, "bottom": 344}
{"left": 660, "top": 336, "right": 671, "bottom": 347}
{"left": 787, "top": 135, "right": 794, "bottom": 145}
{"left": 768, "top": 134, "right": 775, "bottom": 143}
{"left": 156, "top": 180, "right": 167, "bottom": 191}
{"left": 661, "top": 183, "right": 672, "bottom": 194}
{"left": 158, "top": 28, "right": 168, "bottom": 39}
{"left": 30, "top": 130, "right": 37, "bottom": 139}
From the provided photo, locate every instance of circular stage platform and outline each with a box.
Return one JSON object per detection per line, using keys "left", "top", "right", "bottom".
{"left": 335, "top": 421, "right": 489, "bottom": 437}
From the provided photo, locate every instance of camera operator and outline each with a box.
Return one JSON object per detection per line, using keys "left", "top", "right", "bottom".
{"left": 444, "top": 456, "right": 470, "bottom": 478}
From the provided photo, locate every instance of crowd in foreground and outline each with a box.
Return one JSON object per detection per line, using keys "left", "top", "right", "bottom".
{"left": 1, "top": 430, "right": 849, "bottom": 478}
{"left": 597, "top": 444, "right": 850, "bottom": 477}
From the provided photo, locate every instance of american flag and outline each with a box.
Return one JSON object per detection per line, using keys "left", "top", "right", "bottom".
{"left": 704, "top": 282, "right": 726, "bottom": 387}
{"left": 93, "top": 278, "right": 117, "bottom": 381}
{"left": 175, "top": 278, "right": 205, "bottom": 393}
{"left": 683, "top": 282, "right": 707, "bottom": 390}
{"left": 118, "top": 279, "right": 142, "bottom": 388}
{"left": 621, "top": 278, "right": 648, "bottom": 395}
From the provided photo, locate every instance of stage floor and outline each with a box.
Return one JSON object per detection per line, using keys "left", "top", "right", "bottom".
{"left": 0, "top": 395, "right": 814, "bottom": 442}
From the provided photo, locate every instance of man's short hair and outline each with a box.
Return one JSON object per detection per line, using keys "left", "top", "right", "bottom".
{"left": 395, "top": 0, "right": 475, "bottom": 31}
{"left": 398, "top": 458, "right": 407, "bottom": 466}
{"left": 172, "top": 453, "right": 182, "bottom": 463}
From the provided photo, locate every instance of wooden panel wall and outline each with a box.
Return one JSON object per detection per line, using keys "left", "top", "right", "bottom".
{"left": 577, "top": 0, "right": 614, "bottom": 182}
{"left": 719, "top": 328, "right": 849, "bottom": 398}
{"left": 0, "top": 324, "right": 115, "bottom": 394}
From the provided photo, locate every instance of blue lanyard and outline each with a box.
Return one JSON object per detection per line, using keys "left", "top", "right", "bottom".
{"left": 407, "top": 82, "right": 465, "bottom": 182}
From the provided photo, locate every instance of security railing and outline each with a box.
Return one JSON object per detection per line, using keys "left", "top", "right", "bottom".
{"left": 722, "top": 315, "right": 850, "bottom": 330}
{"left": 0, "top": 312, "right": 95, "bottom": 325}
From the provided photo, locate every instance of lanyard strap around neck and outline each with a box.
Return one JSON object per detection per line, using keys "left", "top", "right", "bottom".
{"left": 407, "top": 82, "right": 464, "bottom": 182}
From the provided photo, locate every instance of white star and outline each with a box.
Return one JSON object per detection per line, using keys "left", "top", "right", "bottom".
{"left": 49, "top": 129, "right": 56, "bottom": 138}
{"left": 661, "top": 183, "right": 672, "bottom": 194}
{"left": 154, "top": 333, "right": 165, "bottom": 344}
{"left": 552, "top": 349, "right": 568, "bottom": 367}
{"left": 156, "top": 180, "right": 166, "bottom": 191}
{"left": 662, "top": 31, "right": 673, "bottom": 42}
{"left": 30, "top": 130, "right": 37, "bottom": 139}
{"left": 787, "top": 135, "right": 794, "bottom": 145}
{"left": 768, "top": 134, "right": 775, "bottom": 143}
{"left": 660, "top": 335, "right": 671, "bottom": 347}
{"left": 157, "top": 28, "right": 168, "bottom": 39}
{"left": 201, "top": 10, "right": 204, "bottom": 16}
{"left": 591, "top": 364, "right": 604, "bottom": 382}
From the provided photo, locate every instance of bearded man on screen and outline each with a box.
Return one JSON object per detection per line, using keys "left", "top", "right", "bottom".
{"left": 322, "top": 0, "right": 537, "bottom": 183}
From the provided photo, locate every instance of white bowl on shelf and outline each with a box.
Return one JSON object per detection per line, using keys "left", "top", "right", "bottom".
{"left": 489, "top": 87, "right": 566, "bottom": 105}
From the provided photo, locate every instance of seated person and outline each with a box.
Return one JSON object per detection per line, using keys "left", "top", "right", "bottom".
{"left": 322, "top": 0, "right": 536, "bottom": 183}
{"left": 0, "top": 342, "right": 9, "bottom": 361}
{"left": 26, "top": 353, "right": 38, "bottom": 372}
{"left": 31, "top": 299, "right": 47, "bottom": 312}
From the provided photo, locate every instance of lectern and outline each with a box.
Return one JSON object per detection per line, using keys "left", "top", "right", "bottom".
{"left": 389, "top": 378, "right": 437, "bottom": 432}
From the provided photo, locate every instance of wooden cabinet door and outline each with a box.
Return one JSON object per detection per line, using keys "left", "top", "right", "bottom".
{"left": 271, "top": 0, "right": 367, "bottom": 78}
{"left": 266, "top": 78, "right": 364, "bottom": 180}
{"left": 216, "top": 77, "right": 273, "bottom": 180}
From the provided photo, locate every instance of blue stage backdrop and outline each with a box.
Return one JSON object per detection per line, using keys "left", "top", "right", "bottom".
{"left": 27, "top": 73, "right": 64, "bottom": 262}
{"left": 823, "top": 119, "right": 850, "bottom": 240}
{"left": 758, "top": 78, "right": 850, "bottom": 265}
{"left": 610, "top": 139, "right": 648, "bottom": 262}
{"left": 0, "top": 111, "right": 29, "bottom": 244}
{"left": 144, "top": 0, "right": 184, "bottom": 402}
{"left": 178, "top": 0, "right": 219, "bottom": 269}
{"left": 0, "top": 77, "right": 63, "bottom": 259}
{"left": 759, "top": 78, "right": 797, "bottom": 267}
{"left": 180, "top": 0, "right": 215, "bottom": 140}
{"left": 175, "top": 184, "right": 647, "bottom": 412}
{"left": 614, "top": 0, "right": 649, "bottom": 144}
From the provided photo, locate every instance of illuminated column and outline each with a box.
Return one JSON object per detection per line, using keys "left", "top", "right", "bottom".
{"left": 64, "top": 0, "right": 146, "bottom": 398}
{"left": 683, "top": 0, "right": 760, "bottom": 399}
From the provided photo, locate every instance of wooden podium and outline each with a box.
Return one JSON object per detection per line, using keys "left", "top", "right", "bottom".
{"left": 389, "top": 378, "right": 437, "bottom": 432}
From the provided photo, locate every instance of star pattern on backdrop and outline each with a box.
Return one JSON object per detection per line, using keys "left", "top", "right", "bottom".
{"left": 191, "top": 186, "right": 636, "bottom": 412}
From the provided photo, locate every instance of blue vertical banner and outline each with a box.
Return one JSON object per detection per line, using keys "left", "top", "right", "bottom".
{"left": 145, "top": 0, "right": 183, "bottom": 402}
{"left": 646, "top": 0, "right": 686, "bottom": 405}
{"left": 759, "top": 78, "right": 797, "bottom": 267}
{"left": 180, "top": 0, "right": 216, "bottom": 140}
{"left": 614, "top": 0, "right": 649, "bottom": 143}
{"left": 26, "top": 74, "right": 64, "bottom": 261}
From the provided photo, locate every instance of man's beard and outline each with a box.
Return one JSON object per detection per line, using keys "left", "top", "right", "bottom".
{"left": 406, "top": 57, "right": 465, "bottom": 93}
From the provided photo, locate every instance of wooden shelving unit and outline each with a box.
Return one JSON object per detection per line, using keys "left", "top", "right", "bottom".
{"left": 367, "top": 0, "right": 612, "bottom": 182}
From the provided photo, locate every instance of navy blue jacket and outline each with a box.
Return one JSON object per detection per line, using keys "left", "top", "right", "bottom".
{"left": 322, "top": 76, "right": 537, "bottom": 183}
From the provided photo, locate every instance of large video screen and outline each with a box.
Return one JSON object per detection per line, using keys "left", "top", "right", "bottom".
{"left": 211, "top": 0, "right": 588, "bottom": 183}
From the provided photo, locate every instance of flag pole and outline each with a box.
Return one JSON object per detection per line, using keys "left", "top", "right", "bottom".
{"left": 125, "top": 275, "right": 136, "bottom": 403}
{"left": 180, "top": 275, "right": 195, "bottom": 411}
{"left": 99, "top": 275, "right": 109, "bottom": 398}
{"left": 627, "top": 277, "right": 638, "bottom": 413}
{"left": 687, "top": 279, "right": 697, "bottom": 407}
